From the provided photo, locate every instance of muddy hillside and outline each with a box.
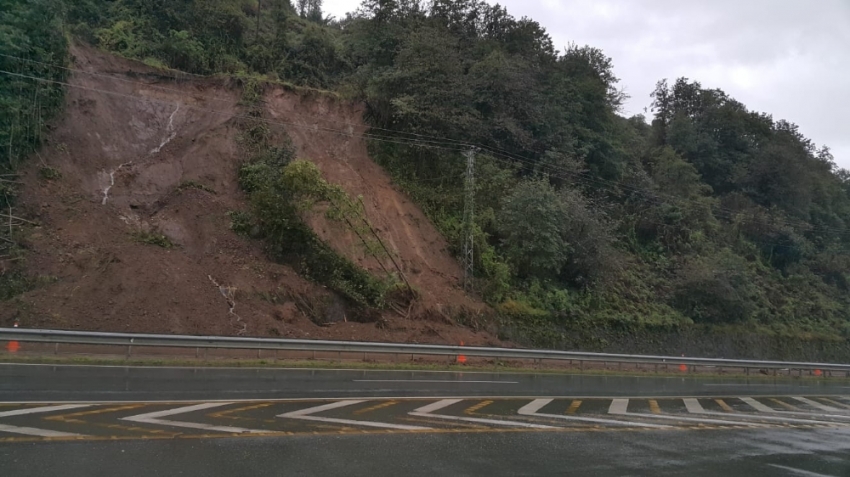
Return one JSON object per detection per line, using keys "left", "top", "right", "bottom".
{"left": 0, "top": 45, "right": 497, "bottom": 346}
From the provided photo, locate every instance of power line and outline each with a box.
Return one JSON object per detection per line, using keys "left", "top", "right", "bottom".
{"left": 0, "top": 53, "right": 483, "bottom": 149}
{"left": 0, "top": 69, "right": 467, "bottom": 154}
{"left": 2, "top": 67, "right": 847, "bottom": 252}
{"left": 6, "top": 52, "right": 848, "bottom": 237}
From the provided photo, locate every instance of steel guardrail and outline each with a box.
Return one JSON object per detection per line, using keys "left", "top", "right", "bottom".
{"left": 1, "top": 327, "right": 849, "bottom": 373}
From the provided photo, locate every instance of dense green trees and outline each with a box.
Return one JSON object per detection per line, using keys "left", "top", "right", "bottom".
{"left": 0, "top": 0, "right": 67, "bottom": 176}
{"left": 2, "top": 0, "right": 849, "bottom": 338}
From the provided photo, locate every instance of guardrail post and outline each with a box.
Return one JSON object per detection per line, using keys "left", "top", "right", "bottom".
{"left": 54, "top": 343, "right": 59, "bottom": 355}
{"left": 126, "top": 345, "right": 132, "bottom": 358}
{"left": 257, "top": 349, "right": 261, "bottom": 359}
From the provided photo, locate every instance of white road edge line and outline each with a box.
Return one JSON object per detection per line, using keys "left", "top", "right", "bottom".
{"left": 5, "top": 394, "right": 850, "bottom": 405}
{"left": 411, "top": 399, "right": 554, "bottom": 429}
{"left": 608, "top": 398, "right": 764, "bottom": 427}
{"left": 278, "top": 399, "right": 431, "bottom": 430}
{"left": 767, "top": 463, "right": 839, "bottom": 477}
{"left": 352, "top": 380, "right": 519, "bottom": 384}
{"left": 122, "top": 402, "right": 269, "bottom": 433}
{"left": 518, "top": 399, "right": 672, "bottom": 429}
{"left": 0, "top": 404, "right": 92, "bottom": 437}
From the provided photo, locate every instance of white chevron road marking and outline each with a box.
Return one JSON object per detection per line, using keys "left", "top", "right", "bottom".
{"left": 608, "top": 399, "right": 764, "bottom": 427}
{"left": 123, "top": 402, "right": 269, "bottom": 434}
{"left": 279, "top": 400, "right": 431, "bottom": 430}
{"left": 0, "top": 404, "right": 91, "bottom": 437}
{"left": 518, "top": 399, "right": 672, "bottom": 429}
{"left": 411, "top": 399, "right": 555, "bottom": 429}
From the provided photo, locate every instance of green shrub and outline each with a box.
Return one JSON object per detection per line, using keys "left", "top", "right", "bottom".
{"left": 38, "top": 167, "right": 61, "bottom": 180}
{"left": 497, "top": 299, "right": 550, "bottom": 319}
{"left": 177, "top": 180, "right": 216, "bottom": 194}
{"left": 228, "top": 210, "right": 255, "bottom": 236}
{"left": 133, "top": 231, "right": 173, "bottom": 248}
{"left": 672, "top": 250, "right": 758, "bottom": 324}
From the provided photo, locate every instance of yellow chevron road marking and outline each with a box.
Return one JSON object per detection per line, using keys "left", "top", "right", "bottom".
{"left": 648, "top": 400, "right": 661, "bottom": 414}
{"left": 464, "top": 400, "right": 493, "bottom": 415}
{"left": 353, "top": 401, "right": 399, "bottom": 415}
{"left": 714, "top": 399, "right": 734, "bottom": 412}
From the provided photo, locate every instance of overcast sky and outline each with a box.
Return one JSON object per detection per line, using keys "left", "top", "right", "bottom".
{"left": 323, "top": 0, "right": 850, "bottom": 169}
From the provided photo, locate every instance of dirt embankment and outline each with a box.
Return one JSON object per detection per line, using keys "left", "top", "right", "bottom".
{"left": 0, "top": 44, "right": 497, "bottom": 346}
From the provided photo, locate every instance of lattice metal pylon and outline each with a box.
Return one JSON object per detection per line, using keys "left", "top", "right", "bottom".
{"left": 462, "top": 148, "right": 476, "bottom": 292}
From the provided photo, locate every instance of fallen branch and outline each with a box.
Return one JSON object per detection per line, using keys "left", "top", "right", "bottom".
{"left": 0, "top": 213, "right": 37, "bottom": 225}
{"left": 388, "top": 301, "right": 410, "bottom": 319}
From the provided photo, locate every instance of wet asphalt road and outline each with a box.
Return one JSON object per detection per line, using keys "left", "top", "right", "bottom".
{"left": 2, "top": 363, "right": 850, "bottom": 476}
{"left": 1, "top": 363, "right": 848, "bottom": 402}
{"left": 2, "top": 426, "right": 849, "bottom": 476}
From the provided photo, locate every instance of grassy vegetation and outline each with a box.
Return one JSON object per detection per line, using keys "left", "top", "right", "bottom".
{"left": 38, "top": 166, "right": 62, "bottom": 180}
{"left": 234, "top": 79, "right": 403, "bottom": 314}
{"left": 0, "top": 273, "right": 58, "bottom": 301}
{"left": 2, "top": 352, "right": 847, "bottom": 381}
{"left": 177, "top": 180, "right": 216, "bottom": 194}
{"left": 133, "top": 230, "right": 174, "bottom": 248}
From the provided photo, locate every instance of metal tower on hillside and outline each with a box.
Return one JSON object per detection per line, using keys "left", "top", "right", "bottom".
{"left": 462, "top": 148, "right": 476, "bottom": 292}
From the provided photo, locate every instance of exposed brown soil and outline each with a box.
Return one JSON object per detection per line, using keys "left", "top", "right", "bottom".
{"left": 264, "top": 88, "right": 484, "bottom": 319}
{"left": 0, "top": 44, "right": 498, "bottom": 347}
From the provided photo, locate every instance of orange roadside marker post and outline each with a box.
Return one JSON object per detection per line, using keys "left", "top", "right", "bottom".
{"left": 7, "top": 321, "right": 20, "bottom": 353}
{"left": 456, "top": 341, "right": 467, "bottom": 364}
{"left": 679, "top": 354, "right": 687, "bottom": 372}
{"left": 814, "top": 369, "right": 823, "bottom": 377}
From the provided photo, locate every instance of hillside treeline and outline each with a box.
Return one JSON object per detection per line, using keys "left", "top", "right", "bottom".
{"left": 3, "top": 0, "right": 850, "bottom": 340}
